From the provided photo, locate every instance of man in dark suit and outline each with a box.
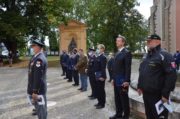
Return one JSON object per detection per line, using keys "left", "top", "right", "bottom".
{"left": 109, "top": 35, "right": 132, "bottom": 119}
{"left": 107, "top": 53, "right": 114, "bottom": 82}
{"left": 71, "top": 48, "right": 80, "bottom": 86}
{"left": 94, "top": 44, "right": 107, "bottom": 109}
{"left": 60, "top": 50, "right": 68, "bottom": 76}
{"left": 87, "top": 48, "right": 97, "bottom": 99}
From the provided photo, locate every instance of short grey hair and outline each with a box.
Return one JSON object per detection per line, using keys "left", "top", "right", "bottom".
{"left": 97, "top": 44, "right": 105, "bottom": 50}
{"left": 117, "top": 34, "right": 126, "bottom": 43}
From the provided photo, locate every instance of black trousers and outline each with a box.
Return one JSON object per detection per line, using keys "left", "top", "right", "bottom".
{"left": 89, "top": 74, "right": 96, "bottom": 97}
{"left": 176, "top": 62, "right": 179, "bottom": 70}
{"left": 143, "top": 92, "right": 168, "bottom": 119}
{"left": 96, "top": 80, "right": 106, "bottom": 106}
{"left": 114, "top": 86, "right": 130, "bottom": 118}
{"left": 108, "top": 69, "right": 113, "bottom": 81}
{"left": 65, "top": 67, "right": 68, "bottom": 78}
{"left": 61, "top": 65, "right": 66, "bottom": 75}
{"left": 67, "top": 69, "right": 72, "bottom": 81}
{"left": 72, "top": 70, "right": 79, "bottom": 85}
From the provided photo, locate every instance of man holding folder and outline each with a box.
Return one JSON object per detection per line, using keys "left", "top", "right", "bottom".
{"left": 110, "top": 35, "right": 132, "bottom": 119}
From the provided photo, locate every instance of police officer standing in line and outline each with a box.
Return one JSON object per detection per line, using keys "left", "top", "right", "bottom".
{"left": 109, "top": 35, "right": 132, "bottom": 119}
{"left": 107, "top": 52, "right": 115, "bottom": 82}
{"left": 137, "top": 34, "right": 177, "bottom": 119}
{"left": 94, "top": 44, "right": 107, "bottom": 109}
{"left": 71, "top": 48, "right": 80, "bottom": 86}
{"left": 60, "top": 50, "right": 68, "bottom": 77}
{"left": 67, "top": 52, "right": 73, "bottom": 82}
{"left": 27, "top": 38, "right": 48, "bottom": 119}
{"left": 87, "top": 48, "right": 97, "bottom": 100}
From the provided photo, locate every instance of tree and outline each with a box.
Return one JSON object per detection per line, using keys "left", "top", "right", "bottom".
{"left": 68, "top": 0, "right": 148, "bottom": 52}
{"left": 0, "top": 0, "right": 73, "bottom": 55}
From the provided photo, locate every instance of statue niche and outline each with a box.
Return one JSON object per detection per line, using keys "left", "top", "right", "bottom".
{"left": 68, "top": 37, "right": 77, "bottom": 52}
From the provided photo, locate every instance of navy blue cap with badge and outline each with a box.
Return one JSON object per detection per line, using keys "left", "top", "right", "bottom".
{"left": 147, "top": 34, "right": 161, "bottom": 41}
{"left": 30, "top": 37, "right": 45, "bottom": 47}
{"left": 88, "top": 48, "right": 96, "bottom": 52}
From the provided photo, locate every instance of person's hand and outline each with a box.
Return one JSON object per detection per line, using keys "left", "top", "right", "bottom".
{"left": 85, "top": 69, "right": 88, "bottom": 73}
{"left": 111, "top": 80, "right": 114, "bottom": 86}
{"left": 32, "top": 93, "right": 38, "bottom": 101}
{"left": 162, "top": 96, "right": 168, "bottom": 103}
{"left": 122, "top": 82, "right": 129, "bottom": 87}
{"left": 99, "top": 77, "right": 105, "bottom": 81}
{"left": 137, "top": 89, "right": 143, "bottom": 96}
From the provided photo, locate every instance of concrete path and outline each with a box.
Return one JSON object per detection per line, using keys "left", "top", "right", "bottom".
{"left": 0, "top": 67, "right": 137, "bottom": 119}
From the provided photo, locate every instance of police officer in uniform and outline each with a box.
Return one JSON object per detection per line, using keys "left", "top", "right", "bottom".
{"left": 107, "top": 53, "right": 114, "bottom": 82}
{"left": 110, "top": 35, "right": 132, "bottom": 119}
{"left": 87, "top": 48, "right": 97, "bottom": 99}
{"left": 60, "top": 50, "right": 69, "bottom": 78}
{"left": 94, "top": 44, "right": 107, "bottom": 109}
{"left": 66, "top": 52, "right": 73, "bottom": 82}
{"left": 71, "top": 48, "right": 80, "bottom": 86}
{"left": 137, "top": 34, "right": 177, "bottom": 119}
{"left": 27, "top": 38, "right": 48, "bottom": 119}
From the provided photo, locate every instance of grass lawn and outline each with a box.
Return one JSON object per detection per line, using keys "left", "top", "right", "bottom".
{"left": 1, "top": 56, "right": 60, "bottom": 68}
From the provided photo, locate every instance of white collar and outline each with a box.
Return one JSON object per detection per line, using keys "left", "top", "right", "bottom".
{"left": 34, "top": 52, "right": 41, "bottom": 58}
{"left": 118, "top": 47, "right": 124, "bottom": 52}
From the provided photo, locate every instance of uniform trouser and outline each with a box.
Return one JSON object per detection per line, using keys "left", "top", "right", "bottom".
{"left": 114, "top": 86, "right": 130, "bottom": 118}
{"left": 89, "top": 74, "right": 96, "bottom": 97}
{"left": 65, "top": 67, "right": 68, "bottom": 78}
{"left": 80, "top": 73, "right": 88, "bottom": 90}
{"left": 61, "top": 65, "right": 66, "bottom": 75}
{"left": 108, "top": 69, "right": 113, "bottom": 81}
{"left": 96, "top": 80, "right": 106, "bottom": 106}
{"left": 34, "top": 95, "right": 47, "bottom": 119}
{"left": 143, "top": 92, "right": 168, "bottom": 119}
{"left": 176, "top": 62, "right": 179, "bottom": 70}
{"left": 67, "top": 69, "right": 72, "bottom": 81}
{"left": 72, "top": 70, "right": 79, "bottom": 85}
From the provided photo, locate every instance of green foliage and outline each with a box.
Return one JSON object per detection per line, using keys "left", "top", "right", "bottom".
{"left": 0, "top": 0, "right": 72, "bottom": 55}
{"left": 69, "top": 0, "right": 148, "bottom": 52}
{"left": 0, "top": 0, "right": 148, "bottom": 55}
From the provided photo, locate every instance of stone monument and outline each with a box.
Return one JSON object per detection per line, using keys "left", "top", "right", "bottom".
{"left": 59, "top": 20, "right": 87, "bottom": 53}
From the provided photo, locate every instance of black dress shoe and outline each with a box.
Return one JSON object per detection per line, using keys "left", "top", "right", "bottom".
{"left": 88, "top": 95, "right": 93, "bottom": 97}
{"left": 67, "top": 80, "right": 72, "bottom": 82}
{"left": 81, "top": 89, "right": 87, "bottom": 92}
{"left": 96, "top": 105, "right": 105, "bottom": 109}
{"left": 64, "top": 77, "right": 68, "bottom": 79}
{"left": 109, "top": 115, "right": 122, "bottom": 119}
{"left": 89, "top": 97, "right": 96, "bottom": 100}
{"left": 61, "top": 74, "right": 65, "bottom": 76}
{"left": 32, "top": 111, "right": 37, "bottom": 116}
{"left": 78, "top": 88, "right": 82, "bottom": 90}
{"left": 94, "top": 103, "right": 100, "bottom": 107}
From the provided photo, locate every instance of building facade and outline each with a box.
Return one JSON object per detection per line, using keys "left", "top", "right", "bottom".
{"left": 149, "top": 0, "right": 180, "bottom": 53}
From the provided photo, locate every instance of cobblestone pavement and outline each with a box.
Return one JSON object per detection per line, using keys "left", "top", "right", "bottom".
{"left": 0, "top": 63, "right": 138, "bottom": 119}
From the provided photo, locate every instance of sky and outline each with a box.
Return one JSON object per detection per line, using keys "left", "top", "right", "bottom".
{"left": 136, "top": 0, "right": 153, "bottom": 19}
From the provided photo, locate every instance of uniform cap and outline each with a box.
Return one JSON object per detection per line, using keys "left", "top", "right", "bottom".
{"left": 31, "top": 37, "right": 45, "bottom": 47}
{"left": 88, "top": 48, "right": 95, "bottom": 52}
{"left": 147, "top": 34, "right": 161, "bottom": 40}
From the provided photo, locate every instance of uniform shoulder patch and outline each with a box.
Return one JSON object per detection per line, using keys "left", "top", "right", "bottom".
{"left": 36, "top": 60, "right": 42, "bottom": 67}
